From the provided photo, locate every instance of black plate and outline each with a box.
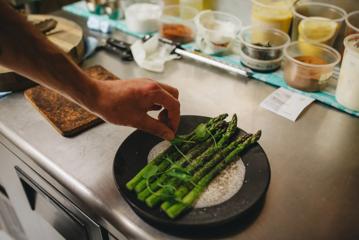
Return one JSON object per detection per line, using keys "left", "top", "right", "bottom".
{"left": 113, "top": 115, "right": 271, "bottom": 228}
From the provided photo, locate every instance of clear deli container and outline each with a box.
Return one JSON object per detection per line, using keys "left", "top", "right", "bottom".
{"left": 251, "top": 0, "right": 293, "bottom": 34}
{"left": 346, "top": 10, "right": 359, "bottom": 36}
{"left": 160, "top": 5, "right": 198, "bottom": 44}
{"left": 195, "top": 10, "right": 242, "bottom": 55}
{"left": 283, "top": 41, "right": 341, "bottom": 92}
{"left": 336, "top": 34, "right": 359, "bottom": 111}
{"left": 124, "top": 1, "right": 163, "bottom": 33}
{"left": 235, "top": 25, "right": 290, "bottom": 72}
{"left": 339, "top": 11, "right": 359, "bottom": 56}
{"left": 291, "top": 2, "right": 346, "bottom": 46}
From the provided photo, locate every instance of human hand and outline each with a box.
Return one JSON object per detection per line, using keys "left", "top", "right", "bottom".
{"left": 88, "top": 78, "right": 180, "bottom": 140}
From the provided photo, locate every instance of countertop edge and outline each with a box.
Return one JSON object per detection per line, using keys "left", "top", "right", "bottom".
{"left": 0, "top": 121, "right": 154, "bottom": 240}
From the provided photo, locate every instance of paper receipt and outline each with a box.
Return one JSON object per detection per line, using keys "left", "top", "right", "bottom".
{"left": 260, "top": 88, "right": 315, "bottom": 121}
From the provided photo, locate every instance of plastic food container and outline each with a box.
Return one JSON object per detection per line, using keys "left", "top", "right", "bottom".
{"left": 283, "top": 41, "right": 340, "bottom": 92}
{"left": 195, "top": 10, "right": 242, "bottom": 55}
{"left": 340, "top": 11, "right": 359, "bottom": 57}
{"left": 125, "top": 2, "right": 163, "bottom": 33}
{"left": 291, "top": 2, "right": 346, "bottom": 46}
{"left": 345, "top": 10, "right": 359, "bottom": 36}
{"left": 336, "top": 34, "right": 359, "bottom": 111}
{"left": 160, "top": 5, "right": 198, "bottom": 44}
{"left": 180, "top": 0, "right": 202, "bottom": 11}
{"left": 251, "top": 0, "right": 293, "bottom": 34}
{"left": 235, "top": 25, "right": 290, "bottom": 72}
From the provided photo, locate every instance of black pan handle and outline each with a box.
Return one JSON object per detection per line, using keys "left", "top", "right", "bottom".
{"left": 106, "top": 38, "right": 131, "bottom": 51}
{"left": 103, "top": 43, "right": 133, "bottom": 61}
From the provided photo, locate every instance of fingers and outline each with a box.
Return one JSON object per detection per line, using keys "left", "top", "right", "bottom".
{"left": 148, "top": 104, "right": 162, "bottom": 111}
{"left": 140, "top": 115, "right": 175, "bottom": 140}
{"left": 149, "top": 89, "right": 180, "bottom": 132}
{"left": 157, "top": 82, "right": 179, "bottom": 99}
{"left": 158, "top": 109, "right": 170, "bottom": 127}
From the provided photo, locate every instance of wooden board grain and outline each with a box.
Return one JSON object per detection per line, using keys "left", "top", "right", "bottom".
{"left": 0, "top": 14, "right": 85, "bottom": 92}
{"left": 24, "top": 65, "right": 119, "bottom": 137}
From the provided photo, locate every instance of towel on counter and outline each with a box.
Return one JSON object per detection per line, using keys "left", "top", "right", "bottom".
{"left": 131, "top": 35, "right": 179, "bottom": 72}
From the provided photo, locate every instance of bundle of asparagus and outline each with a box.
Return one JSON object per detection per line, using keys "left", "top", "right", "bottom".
{"left": 126, "top": 114, "right": 261, "bottom": 219}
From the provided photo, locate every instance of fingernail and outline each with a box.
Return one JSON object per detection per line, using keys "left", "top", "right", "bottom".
{"left": 163, "top": 132, "right": 174, "bottom": 140}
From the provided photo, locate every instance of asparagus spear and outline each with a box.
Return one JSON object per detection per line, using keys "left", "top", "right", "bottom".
{"left": 160, "top": 132, "right": 250, "bottom": 211}
{"left": 142, "top": 115, "right": 238, "bottom": 205}
{"left": 126, "top": 114, "right": 228, "bottom": 190}
{"left": 186, "top": 114, "right": 238, "bottom": 173}
{"left": 134, "top": 121, "right": 227, "bottom": 193}
{"left": 138, "top": 124, "right": 227, "bottom": 201}
{"left": 165, "top": 130, "right": 262, "bottom": 219}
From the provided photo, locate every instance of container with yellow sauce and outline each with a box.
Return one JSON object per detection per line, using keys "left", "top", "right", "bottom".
{"left": 251, "top": 0, "right": 293, "bottom": 34}
{"left": 163, "top": 0, "right": 179, "bottom": 5}
{"left": 179, "top": 0, "right": 214, "bottom": 11}
{"left": 297, "top": 17, "right": 339, "bottom": 45}
{"left": 292, "top": 2, "right": 346, "bottom": 47}
{"left": 203, "top": 0, "right": 214, "bottom": 10}
{"left": 180, "top": 0, "right": 203, "bottom": 11}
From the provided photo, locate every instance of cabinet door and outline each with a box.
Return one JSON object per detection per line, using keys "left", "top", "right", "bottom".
{"left": 16, "top": 167, "right": 89, "bottom": 240}
{"left": 0, "top": 143, "right": 62, "bottom": 240}
{"left": 0, "top": 143, "right": 104, "bottom": 240}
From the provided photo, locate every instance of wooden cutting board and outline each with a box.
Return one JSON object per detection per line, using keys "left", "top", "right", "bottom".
{"left": 0, "top": 14, "right": 85, "bottom": 92}
{"left": 24, "top": 65, "right": 119, "bottom": 137}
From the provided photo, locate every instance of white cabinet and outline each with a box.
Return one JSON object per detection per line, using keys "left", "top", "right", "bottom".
{"left": 0, "top": 143, "right": 110, "bottom": 240}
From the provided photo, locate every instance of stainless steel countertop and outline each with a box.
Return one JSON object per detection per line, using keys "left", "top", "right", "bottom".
{"left": 1, "top": 6, "right": 359, "bottom": 240}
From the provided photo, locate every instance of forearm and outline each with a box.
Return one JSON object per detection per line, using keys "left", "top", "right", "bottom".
{"left": 0, "top": 1, "right": 180, "bottom": 140}
{"left": 0, "top": 1, "right": 95, "bottom": 106}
